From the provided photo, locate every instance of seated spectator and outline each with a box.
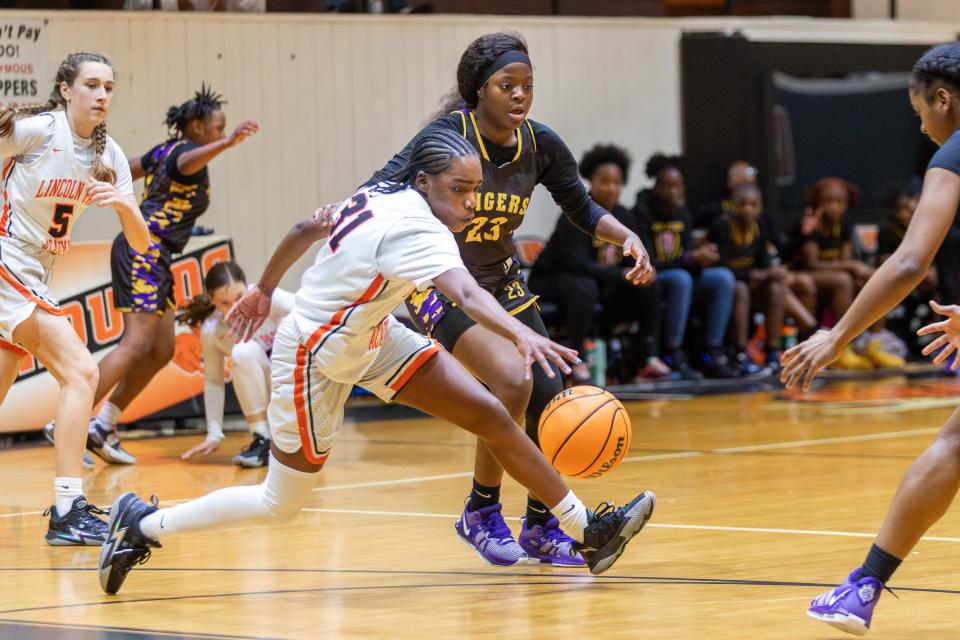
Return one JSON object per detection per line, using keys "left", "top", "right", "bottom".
{"left": 530, "top": 143, "right": 669, "bottom": 383}
{"left": 709, "top": 184, "right": 818, "bottom": 374}
{"left": 794, "top": 177, "right": 903, "bottom": 369}
{"left": 695, "top": 160, "right": 788, "bottom": 258}
{"left": 634, "top": 153, "right": 737, "bottom": 379}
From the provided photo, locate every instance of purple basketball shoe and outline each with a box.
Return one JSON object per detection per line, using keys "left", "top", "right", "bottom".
{"left": 454, "top": 501, "right": 527, "bottom": 567}
{"left": 807, "top": 569, "right": 884, "bottom": 636}
{"left": 519, "top": 517, "right": 586, "bottom": 567}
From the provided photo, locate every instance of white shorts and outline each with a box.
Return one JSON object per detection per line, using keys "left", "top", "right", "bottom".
{"left": 268, "top": 314, "right": 440, "bottom": 464}
{"left": 0, "top": 236, "right": 60, "bottom": 350}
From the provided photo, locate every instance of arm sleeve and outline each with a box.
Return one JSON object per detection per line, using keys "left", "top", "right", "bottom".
{"left": 362, "top": 117, "right": 461, "bottom": 189}
{"left": 534, "top": 123, "right": 605, "bottom": 235}
{"left": 0, "top": 113, "right": 53, "bottom": 160}
{"left": 376, "top": 220, "right": 466, "bottom": 289}
{"left": 200, "top": 324, "right": 227, "bottom": 441}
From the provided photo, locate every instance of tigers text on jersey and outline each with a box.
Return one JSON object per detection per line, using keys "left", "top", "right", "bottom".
{"left": 294, "top": 185, "right": 464, "bottom": 380}
{"left": 0, "top": 111, "right": 133, "bottom": 255}
{"left": 367, "top": 111, "right": 605, "bottom": 274}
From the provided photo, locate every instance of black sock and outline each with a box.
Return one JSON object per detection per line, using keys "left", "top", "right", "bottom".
{"left": 857, "top": 543, "right": 902, "bottom": 584}
{"left": 525, "top": 497, "right": 552, "bottom": 528}
{"left": 468, "top": 480, "right": 500, "bottom": 511}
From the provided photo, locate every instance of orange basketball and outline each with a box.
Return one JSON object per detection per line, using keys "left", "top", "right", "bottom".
{"left": 537, "top": 385, "right": 631, "bottom": 479}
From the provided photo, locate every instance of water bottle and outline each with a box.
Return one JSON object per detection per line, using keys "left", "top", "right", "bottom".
{"left": 782, "top": 319, "right": 798, "bottom": 351}
{"left": 585, "top": 338, "right": 607, "bottom": 387}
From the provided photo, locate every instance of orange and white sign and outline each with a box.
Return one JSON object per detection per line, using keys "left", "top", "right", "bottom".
{"left": 0, "top": 236, "right": 232, "bottom": 433}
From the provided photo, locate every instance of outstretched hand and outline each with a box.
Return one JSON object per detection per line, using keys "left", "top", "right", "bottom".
{"left": 227, "top": 119, "right": 261, "bottom": 147}
{"left": 226, "top": 285, "right": 272, "bottom": 343}
{"left": 779, "top": 329, "right": 845, "bottom": 391}
{"left": 312, "top": 201, "right": 342, "bottom": 229}
{"left": 514, "top": 328, "right": 579, "bottom": 380}
{"left": 918, "top": 300, "right": 960, "bottom": 371}
{"left": 181, "top": 438, "right": 221, "bottom": 460}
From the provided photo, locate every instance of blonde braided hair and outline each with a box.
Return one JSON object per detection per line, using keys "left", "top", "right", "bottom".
{"left": 0, "top": 51, "right": 117, "bottom": 184}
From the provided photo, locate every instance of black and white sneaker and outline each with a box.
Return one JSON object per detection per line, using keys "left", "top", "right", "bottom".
{"left": 44, "top": 496, "right": 110, "bottom": 546}
{"left": 43, "top": 420, "right": 97, "bottom": 470}
{"left": 575, "top": 491, "right": 656, "bottom": 575}
{"left": 99, "top": 492, "right": 160, "bottom": 595}
{"left": 87, "top": 418, "right": 136, "bottom": 465}
{"left": 232, "top": 433, "right": 270, "bottom": 468}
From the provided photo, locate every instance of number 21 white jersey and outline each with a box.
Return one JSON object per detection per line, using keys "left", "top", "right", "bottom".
{"left": 294, "top": 185, "right": 465, "bottom": 380}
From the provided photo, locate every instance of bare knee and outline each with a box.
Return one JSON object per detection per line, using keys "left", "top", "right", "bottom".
{"left": 61, "top": 354, "right": 99, "bottom": 394}
{"left": 486, "top": 368, "right": 531, "bottom": 418}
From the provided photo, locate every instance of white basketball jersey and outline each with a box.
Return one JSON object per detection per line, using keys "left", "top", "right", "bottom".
{"left": 295, "top": 186, "right": 465, "bottom": 380}
{"left": 0, "top": 111, "right": 132, "bottom": 255}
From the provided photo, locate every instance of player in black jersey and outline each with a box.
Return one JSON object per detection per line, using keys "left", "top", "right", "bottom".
{"left": 362, "top": 32, "right": 653, "bottom": 567}
{"left": 783, "top": 43, "right": 960, "bottom": 635}
{"left": 78, "top": 86, "right": 258, "bottom": 464}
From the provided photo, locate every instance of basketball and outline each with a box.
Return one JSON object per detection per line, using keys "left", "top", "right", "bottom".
{"left": 537, "top": 385, "right": 632, "bottom": 479}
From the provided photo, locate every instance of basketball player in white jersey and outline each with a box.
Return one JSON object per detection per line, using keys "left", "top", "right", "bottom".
{"left": 98, "top": 128, "right": 655, "bottom": 595}
{"left": 0, "top": 52, "right": 150, "bottom": 545}
{"left": 177, "top": 260, "right": 294, "bottom": 467}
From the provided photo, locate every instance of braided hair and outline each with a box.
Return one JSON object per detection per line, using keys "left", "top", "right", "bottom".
{"left": 910, "top": 43, "right": 960, "bottom": 101}
{"left": 433, "top": 31, "right": 529, "bottom": 119}
{"left": 164, "top": 83, "right": 225, "bottom": 139}
{"left": 177, "top": 261, "right": 247, "bottom": 328}
{"left": 374, "top": 128, "right": 477, "bottom": 195}
{"left": 0, "top": 51, "right": 117, "bottom": 184}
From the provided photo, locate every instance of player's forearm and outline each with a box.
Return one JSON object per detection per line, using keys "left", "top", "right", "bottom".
{"left": 115, "top": 197, "right": 150, "bottom": 253}
{"left": 177, "top": 138, "right": 233, "bottom": 176}
{"left": 257, "top": 218, "right": 325, "bottom": 294}
{"left": 592, "top": 213, "right": 636, "bottom": 247}
{"left": 831, "top": 252, "right": 927, "bottom": 345}
{"left": 453, "top": 286, "right": 526, "bottom": 345}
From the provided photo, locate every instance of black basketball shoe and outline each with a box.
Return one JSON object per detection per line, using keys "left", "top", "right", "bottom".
{"left": 44, "top": 496, "right": 110, "bottom": 546}
{"left": 575, "top": 491, "right": 656, "bottom": 575}
{"left": 232, "top": 433, "right": 270, "bottom": 468}
{"left": 98, "top": 492, "right": 160, "bottom": 595}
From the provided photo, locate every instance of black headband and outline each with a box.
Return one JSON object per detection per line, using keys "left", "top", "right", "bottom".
{"left": 478, "top": 50, "right": 532, "bottom": 88}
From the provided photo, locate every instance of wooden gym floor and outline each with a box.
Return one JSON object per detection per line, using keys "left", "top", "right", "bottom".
{"left": 3, "top": 376, "right": 960, "bottom": 639}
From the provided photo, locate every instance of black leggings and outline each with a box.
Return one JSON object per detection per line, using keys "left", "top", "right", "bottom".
{"left": 513, "top": 303, "right": 563, "bottom": 447}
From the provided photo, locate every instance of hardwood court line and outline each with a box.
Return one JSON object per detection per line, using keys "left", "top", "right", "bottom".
{"left": 0, "top": 510, "right": 42, "bottom": 519}
{"left": 0, "top": 426, "right": 940, "bottom": 518}
{"left": 299, "top": 507, "right": 960, "bottom": 543}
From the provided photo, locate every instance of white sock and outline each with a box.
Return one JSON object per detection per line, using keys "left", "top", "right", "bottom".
{"left": 551, "top": 490, "right": 589, "bottom": 543}
{"left": 249, "top": 420, "right": 270, "bottom": 440}
{"left": 96, "top": 401, "right": 121, "bottom": 428}
{"left": 139, "top": 454, "right": 319, "bottom": 541}
{"left": 54, "top": 477, "right": 84, "bottom": 517}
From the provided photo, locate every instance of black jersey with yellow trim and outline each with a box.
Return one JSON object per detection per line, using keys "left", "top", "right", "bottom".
{"left": 365, "top": 110, "right": 605, "bottom": 274}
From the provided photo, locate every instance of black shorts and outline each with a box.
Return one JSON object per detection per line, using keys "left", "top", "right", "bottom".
{"left": 404, "top": 258, "right": 539, "bottom": 351}
{"left": 111, "top": 233, "right": 176, "bottom": 315}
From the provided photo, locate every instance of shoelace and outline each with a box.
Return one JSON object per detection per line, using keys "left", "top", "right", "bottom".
{"left": 480, "top": 510, "right": 513, "bottom": 541}
{"left": 539, "top": 523, "right": 576, "bottom": 555}
{"left": 585, "top": 502, "right": 621, "bottom": 539}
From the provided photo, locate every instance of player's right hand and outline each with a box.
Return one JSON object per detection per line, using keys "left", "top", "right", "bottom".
{"left": 918, "top": 300, "right": 960, "bottom": 371}
{"left": 227, "top": 119, "right": 260, "bottom": 147}
{"left": 226, "top": 285, "right": 272, "bottom": 343}
{"left": 514, "top": 328, "right": 579, "bottom": 380}
{"left": 312, "top": 202, "right": 342, "bottom": 228}
{"left": 181, "top": 438, "right": 221, "bottom": 460}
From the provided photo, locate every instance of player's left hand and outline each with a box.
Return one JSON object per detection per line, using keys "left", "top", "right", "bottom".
{"left": 918, "top": 300, "right": 960, "bottom": 371}
{"left": 514, "top": 328, "right": 579, "bottom": 380}
{"left": 622, "top": 234, "right": 653, "bottom": 285}
{"left": 86, "top": 178, "right": 125, "bottom": 208}
{"left": 227, "top": 119, "right": 261, "bottom": 147}
{"left": 181, "top": 438, "right": 221, "bottom": 460}
{"left": 226, "top": 285, "right": 272, "bottom": 343}
{"left": 779, "top": 329, "right": 844, "bottom": 390}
